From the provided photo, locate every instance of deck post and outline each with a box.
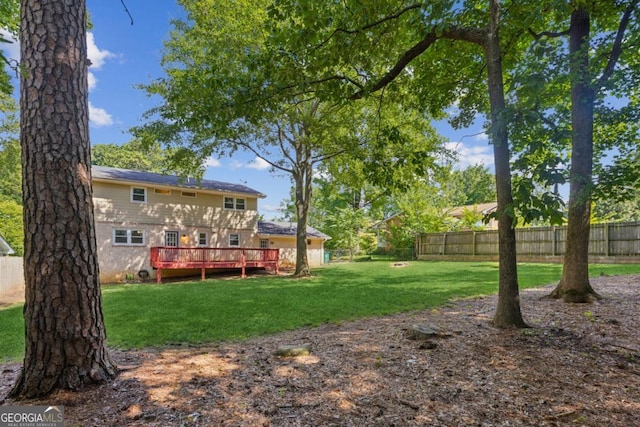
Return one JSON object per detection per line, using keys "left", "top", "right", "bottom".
{"left": 201, "top": 267, "right": 206, "bottom": 281}
{"left": 157, "top": 269, "right": 162, "bottom": 284}
{"left": 241, "top": 250, "right": 246, "bottom": 278}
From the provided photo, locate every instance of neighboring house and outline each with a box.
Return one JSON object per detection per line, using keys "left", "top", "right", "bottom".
{"left": 371, "top": 202, "right": 499, "bottom": 250}
{"left": 92, "top": 166, "right": 328, "bottom": 283}
{"left": 0, "top": 234, "right": 15, "bottom": 256}
{"left": 449, "top": 202, "right": 499, "bottom": 230}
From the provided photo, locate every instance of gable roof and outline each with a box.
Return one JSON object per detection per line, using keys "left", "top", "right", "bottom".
{"left": 258, "top": 220, "right": 331, "bottom": 240}
{"left": 92, "top": 165, "right": 266, "bottom": 198}
{"left": 449, "top": 202, "right": 498, "bottom": 218}
{"left": 0, "top": 234, "right": 15, "bottom": 256}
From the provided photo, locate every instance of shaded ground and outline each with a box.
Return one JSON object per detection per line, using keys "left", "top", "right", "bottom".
{"left": 1, "top": 274, "right": 639, "bottom": 426}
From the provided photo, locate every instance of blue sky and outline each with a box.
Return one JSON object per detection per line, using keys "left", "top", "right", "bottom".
{"left": 2, "top": 1, "right": 494, "bottom": 218}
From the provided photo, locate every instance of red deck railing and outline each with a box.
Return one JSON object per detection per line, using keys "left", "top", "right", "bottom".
{"left": 150, "top": 247, "right": 279, "bottom": 283}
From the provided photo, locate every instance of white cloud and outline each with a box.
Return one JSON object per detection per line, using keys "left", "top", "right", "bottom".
{"left": 475, "top": 132, "right": 488, "bottom": 141}
{"left": 0, "top": 28, "right": 19, "bottom": 62}
{"left": 260, "top": 203, "right": 282, "bottom": 213}
{"left": 230, "top": 157, "right": 271, "bottom": 170}
{"left": 89, "top": 102, "right": 113, "bottom": 127}
{"left": 86, "top": 32, "right": 114, "bottom": 70}
{"left": 87, "top": 72, "right": 97, "bottom": 91}
{"left": 204, "top": 157, "right": 221, "bottom": 168}
{"left": 445, "top": 141, "right": 494, "bottom": 169}
{"left": 246, "top": 157, "right": 270, "bottom": 170}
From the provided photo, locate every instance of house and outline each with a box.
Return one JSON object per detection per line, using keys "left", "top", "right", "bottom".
{"left": 449, "top": 202, "right": 498, "bottom": 230}
{"left": 257, "top": 220, "right": 330, "bottom": 268}
{"left": 0, "top": 234, "right": 15, "bottom": 256}
{"left": 91, "top": 166, "right": 329, "bottom": 283}
{"left": 371, "top": 202, "right": 499, "bottom": 250}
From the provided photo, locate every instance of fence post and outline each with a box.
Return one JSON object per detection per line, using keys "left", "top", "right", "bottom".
{"left": 605, "top": 222, "right": 610, "bottom": 256}
{"left": 442, "top": 233, "right": 447, "bottom": 255}
{"left": 552, "top": 227, "right": 556, "bottom": 256}
{"left": 472, "top": 232, "right": 476, "bottom": 256}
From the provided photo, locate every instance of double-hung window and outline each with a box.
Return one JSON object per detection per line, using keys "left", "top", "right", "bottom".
{"left": 228, "top": 233, "right": 240, "bottom": 247}
{"left": 198, "top": 232, "right": 208, "bottom": 246}
{"left": 113, "top": 229, "right": 145, "bottom": 245}
{"left": 224, "top": 197, "right": 246, "bottom": 210}
{"left": 131, "top": 187, "right": 147, "bottom": 203}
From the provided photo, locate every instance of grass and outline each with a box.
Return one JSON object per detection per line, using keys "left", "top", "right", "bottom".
{"left": 2, "top": 261, "right": 640, "bottom": 362}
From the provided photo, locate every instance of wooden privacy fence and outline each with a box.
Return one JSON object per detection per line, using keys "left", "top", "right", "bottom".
{"left": 416, "top": 221, "right": 640, "bottom": 263}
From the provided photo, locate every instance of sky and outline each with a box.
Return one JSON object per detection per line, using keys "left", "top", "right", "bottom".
{"left": 2, "top": 1, "right": 494, "bottom": 218}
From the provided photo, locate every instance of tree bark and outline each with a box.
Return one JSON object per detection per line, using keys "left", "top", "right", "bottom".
{"left": 10, "top": 0, "right": 116, "bottom": 399}
{"left": 293, "top": 161, "right": 313, "bottom": 277}
{"left": 484, "top": 0, "right": 527, "bottom": 328}
{"left": 549, "top": 7, "right": 600, "bottom": 303}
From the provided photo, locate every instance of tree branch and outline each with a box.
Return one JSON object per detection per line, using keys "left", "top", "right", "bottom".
{"left": 595, "top": 0, "right": 639, "bottom": 90}
{"left": 350, "top": 25, "right": 485, "bottom": 100}
{"left": 316, "top": 3, "right": 424, "bottom": 49}
{"left": 350, "top": 32, "right": 438, "bottom": 99}
{"left": 527, "top": 28, "right": 570, "bottom": 40}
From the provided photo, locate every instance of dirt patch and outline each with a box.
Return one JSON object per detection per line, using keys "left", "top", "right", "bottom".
{"left": 2, "top": 274, "right": 639, "bottom": 426}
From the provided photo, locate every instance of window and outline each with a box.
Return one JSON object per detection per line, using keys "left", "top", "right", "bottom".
{"left": 131, "top": 187, "right": 147, "bottom": 203}
{"left": 181, "top": 191, "right": 197, "bottom": 198}
{"left": 131, "top": 230, "right": 144, "bottom": 245}
{"left": 154, "top": 188, "right": 171, "bottom": 195}
{"left": 113, "top": 229, "right": 145, "bottom": 246}
{"left": 229, "top": 233, "right": 240, "bottom": 247}
{"left": 198, "top": 232, "right": 208, "bottom": 246}
{"left": 224, "top": 197, "right": 235, "bottom": 209}
{"left": 259, "top": 239, "right": 269, "bottom": 249}
{"left": 165, "top": 231, "right": 179, "bottom": 247}
{"left": 224, "top": 197, "right": 246, "bottom": 210}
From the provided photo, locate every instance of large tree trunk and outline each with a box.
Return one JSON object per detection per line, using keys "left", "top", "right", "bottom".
{"left": 549, "top": 8, "right": 600, "bottom": 303}
{"left": 293, "top": 162, "right": 313, "bottom": 277}
{"left": 485, "top": 0, "right": 527, "bottom": 328}
{"left": 11, "top": 0, "right": 116, "bottom": 399}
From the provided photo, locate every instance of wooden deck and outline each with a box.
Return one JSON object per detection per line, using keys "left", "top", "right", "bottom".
{"left": 150, "top": 247, "right": 279, "bottom": 283}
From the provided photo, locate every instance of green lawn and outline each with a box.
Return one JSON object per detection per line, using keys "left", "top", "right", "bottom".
{"left": 2, "top": 261, "right": 639, "bottom": 362}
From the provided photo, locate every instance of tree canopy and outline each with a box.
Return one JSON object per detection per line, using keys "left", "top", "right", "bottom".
{"left": 135, "top": 0, "right": 446, "bottom": 276}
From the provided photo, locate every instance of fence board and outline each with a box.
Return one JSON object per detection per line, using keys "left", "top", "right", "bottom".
{"left": 416, "top": 221, "right": 640, "bottom": 262}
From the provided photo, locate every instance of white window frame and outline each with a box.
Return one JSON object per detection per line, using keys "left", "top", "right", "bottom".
{"left": 113, "top": 229, "right": 146, "bottom": 246}
{"left": 224, "top": 196, "right": 246, "bottom": 211}
{"left": 224, "top": 197, "right": 235, "bottom": 209}
{"left": 228, "top": 233, "right": 240, "bottom": 247}
{"left": 165, "top": 231, "right": 179, "bottom": 247}
{"left": 259, "top": 239, "right": 269, "bottom": 249}
{"left": 154, "top": 188, "right": 171, "bottom": 196}
{"left": 198, "top": 232, "right": 208, "bottom": 246}
{"left": 131, "top": 186, "right": 147, "bottom": 203}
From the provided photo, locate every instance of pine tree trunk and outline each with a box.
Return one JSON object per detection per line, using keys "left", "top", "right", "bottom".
{"left": 550, "top": 8, "right": 600, "bottom": 303}
{"left": 10, "top": 0, "right": 116, "bottom": 399}
{"left": 485, "top": 0, "right": 527, "bottom": 328}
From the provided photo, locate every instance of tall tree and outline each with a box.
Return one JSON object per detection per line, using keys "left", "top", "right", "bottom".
{"left": 267, "top": 0, "right": 527, "bottom": 327}
{"left": 92, "top": 139, "right": 183, "bottom": 175}
{"left": 552, "top": 2, "right": 638, "bottom": 302}
{"left": 136, "top": 0, "right": 441, "bottom": 276}
{"left": 451, "top": 164, "right": 497, "bottom": 206}
{"left": 11, "top": 0, "right": 116, "bottom": 398}
{"left": 512, "top": 1, "right": 639, "bottom": 301}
